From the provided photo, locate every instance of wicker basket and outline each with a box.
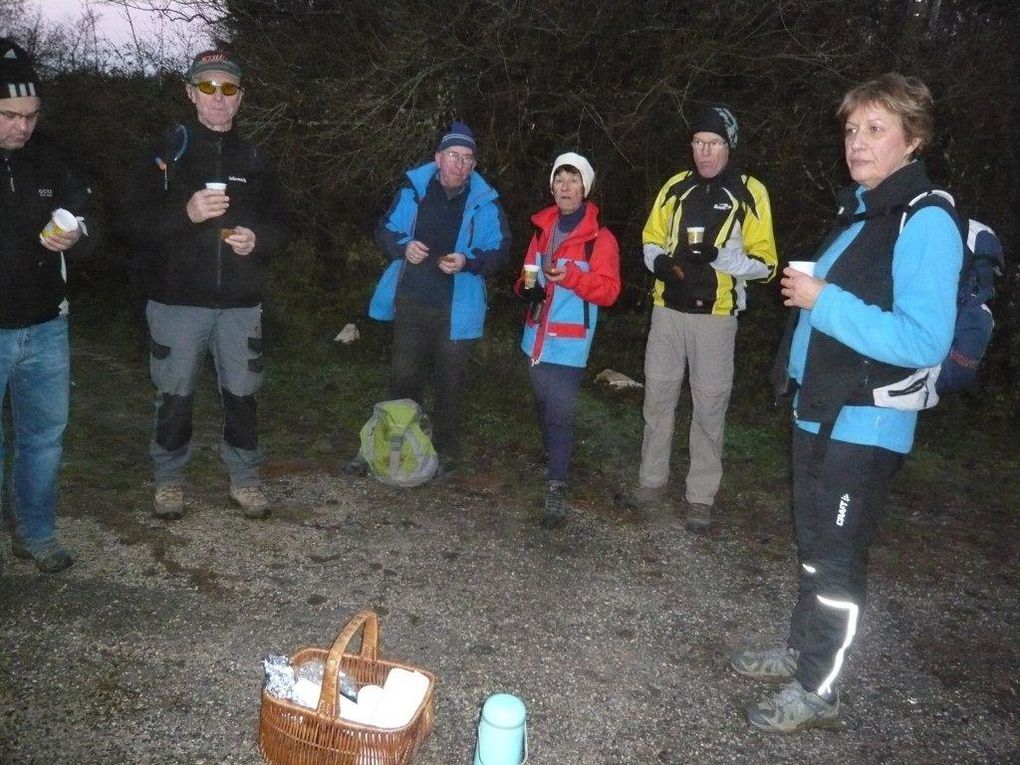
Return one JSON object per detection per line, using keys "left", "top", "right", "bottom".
{"left": 259, "top": 609, "right": 436, "bottom": 765}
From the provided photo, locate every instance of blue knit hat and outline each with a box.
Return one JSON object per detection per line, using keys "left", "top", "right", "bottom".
{"left": 437, "top": 121, "right": 476, "bottom": 152}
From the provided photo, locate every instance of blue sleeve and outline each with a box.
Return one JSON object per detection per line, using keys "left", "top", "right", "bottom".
{"left": 463, "top": 200, "right": 511, "bottom": 277}
{"left": 374, "top": 185, "right": 417, "bottom": 262}
{"left": 809, "top": 206, "right": 963, "bottom": 368}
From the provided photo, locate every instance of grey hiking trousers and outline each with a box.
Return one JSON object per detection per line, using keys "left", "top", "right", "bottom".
{"left": 146, "top": 301, "right": 264, "bottom": 488}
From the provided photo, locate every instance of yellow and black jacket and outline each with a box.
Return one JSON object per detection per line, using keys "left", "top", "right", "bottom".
{"left": 642, "top": 165, "right": 777, "bottom": 315}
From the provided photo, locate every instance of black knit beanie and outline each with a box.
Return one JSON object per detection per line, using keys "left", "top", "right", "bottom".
{"left": 690, "top": 104, "right": 738, "bottom": 148}
{"left": 0, "top": 38, "right": 39, "bottom": 99}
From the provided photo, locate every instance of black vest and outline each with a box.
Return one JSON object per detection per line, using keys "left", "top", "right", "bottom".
{"left": 772, "top": 161, "right": 959, "bottom": 424}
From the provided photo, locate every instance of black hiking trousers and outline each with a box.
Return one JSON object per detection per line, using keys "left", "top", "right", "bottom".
{"left": 786, "top": 427, "right": 904, "bottom": 696}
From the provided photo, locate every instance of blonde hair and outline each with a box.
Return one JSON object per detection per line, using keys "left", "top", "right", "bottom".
{"left": 837, "top": 73, "right": 934, "bottom": 153}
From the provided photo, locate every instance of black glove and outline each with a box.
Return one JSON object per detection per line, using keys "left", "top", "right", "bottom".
{"left": 686, "top": 243, "right": 719, "bottom": 264}
{"left": 521, "top": 284, "right": 546, "bottom": 303}
{"left": 653, "top": 254, "right": 679, "bottom": 281}
{"left": 654, "top": 253, "right": 690, "bottom": 283}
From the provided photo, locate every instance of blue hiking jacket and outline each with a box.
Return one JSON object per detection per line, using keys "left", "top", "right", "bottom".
{"left": 368, "top": 162, "right": 510, "bottom": 340}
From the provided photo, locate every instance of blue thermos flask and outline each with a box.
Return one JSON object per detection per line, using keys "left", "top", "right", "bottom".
{"left": 474, "top": 693, "right": 527, "bottom": 765}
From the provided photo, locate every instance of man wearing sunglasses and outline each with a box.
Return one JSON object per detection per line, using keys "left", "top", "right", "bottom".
{"left": 126, "top": 49, "right": 289, "bottom": 521}
{"left": 0, "top": 39, "right": 98, "bottom": 573}
{"left": 356, "top": 121, "right": 511, "bottom": 479}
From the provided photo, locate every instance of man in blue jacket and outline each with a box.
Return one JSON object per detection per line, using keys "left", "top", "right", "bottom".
{"left": 0, "top": 39, "right": 98, "bottom": 573}
{"left": 359, "top": 122, "right": 510, "bottom": 476}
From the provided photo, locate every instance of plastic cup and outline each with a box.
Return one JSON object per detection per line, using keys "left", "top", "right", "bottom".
{"left": 39, "top": 208, "right": 79, "bottom": 241}
{"left": 788, "top": 261, "right": 815, "bottom": 277}
{"left": 686, "top": 226, "right": 705, "bottom": 245}
{"left": 205, "top": 182, "right": 227, "bottom": 192}
{"left": 523, "top": 264, "right": 540, "bottom": 289}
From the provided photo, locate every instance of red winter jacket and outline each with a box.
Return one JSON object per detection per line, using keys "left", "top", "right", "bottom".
{"left": 516, "top": 201, "right": 620, "bottom": 367}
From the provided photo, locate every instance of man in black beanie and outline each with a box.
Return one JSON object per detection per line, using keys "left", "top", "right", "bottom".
{"left": 0, "top": 38, "right": 98, "bottom": 573}
{"left": 622, "top": 104, "right": 778, "bottom": 531}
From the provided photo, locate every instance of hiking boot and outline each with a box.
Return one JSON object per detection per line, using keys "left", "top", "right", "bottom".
{"left": 685, "top": 501, "right": 712, "bottom": 531}
{"left": 731, "top": 646, "right": 799, "bottom": 681}
{"left": 541, "top": 481, "right": 569, "bottom": 529}
{"left": 433, "top": 454, "right": 457, "bottom": 482}
{"left": 746, "top": 680, "right": 841, "bottom": 733}
{"left": 342, "top": 453, "right": 368, "bottom": 477}
{"left": 617, "top": 484, "right": 667, "bottom": 510}
{"left": 11, "top": 539, "right": 74, "bottom": 573}
{"left": 230, "top": 485, "right": 270, "bottom": 519}
{"left": 153, "top": 484, "right": 184, "bottom": 520}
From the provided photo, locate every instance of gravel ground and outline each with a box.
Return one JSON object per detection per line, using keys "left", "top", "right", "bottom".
{"left": 1, "top": 466, "right": 1017, "bottom": 764}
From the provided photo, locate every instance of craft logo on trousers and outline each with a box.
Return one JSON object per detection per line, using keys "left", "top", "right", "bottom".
{"left": 836, "top": 493, "right": 850, "bottom": 526}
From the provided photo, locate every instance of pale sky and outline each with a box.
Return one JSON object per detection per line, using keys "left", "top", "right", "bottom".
{"left": 29, "top": 0, "right": 218, "bottom": 49}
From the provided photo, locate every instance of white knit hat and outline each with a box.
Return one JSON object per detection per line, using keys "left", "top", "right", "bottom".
{"left": 550, "top": 152, "right": 595, "bottom": 197}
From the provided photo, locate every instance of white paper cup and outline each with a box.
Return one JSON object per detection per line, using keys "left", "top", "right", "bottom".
{"left": 788, "top": 261, "right": 815, "bottom": 277}
{"left": 205, "top": 182, "right": 227, "bottom": 192}
{"left": 39, "top": 208, "right": 79, "bottom": 241}
{"left": 523, "top": 264, "right": 540, "bottom": 289}
{"left": 686, "top": 226, "right": 705, "bottom": 245}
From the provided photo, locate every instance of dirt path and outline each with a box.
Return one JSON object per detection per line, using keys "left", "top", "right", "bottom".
{"left": 1, "top": 340, "right": 1017, "bottom": 764}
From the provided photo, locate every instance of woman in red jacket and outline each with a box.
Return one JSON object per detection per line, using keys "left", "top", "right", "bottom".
{"left": 515, "top": 153, "right": 621, "bottom": 528}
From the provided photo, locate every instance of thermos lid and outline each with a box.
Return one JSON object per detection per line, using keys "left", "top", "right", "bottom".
{"left": 481, "top": 693, "right": 526, "bottom": 727}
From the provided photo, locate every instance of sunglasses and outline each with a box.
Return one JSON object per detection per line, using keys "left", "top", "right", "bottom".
{"left": 193, "top": 80, "right": 241, "bottom": 96}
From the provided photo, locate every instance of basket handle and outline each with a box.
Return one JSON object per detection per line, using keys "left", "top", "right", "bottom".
{"left": 318, "top": 609, "right": 379, "bottom": 716}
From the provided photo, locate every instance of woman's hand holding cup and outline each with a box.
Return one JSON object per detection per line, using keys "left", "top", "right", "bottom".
{"left": 781, "top": 263, "right": 825, "bottom": 309}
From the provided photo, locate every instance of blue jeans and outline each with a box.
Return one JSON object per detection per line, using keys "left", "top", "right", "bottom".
{"left": 0, "top": 315, "right": 70, "bottom": 551}
{"left": 528, "top": 362, "right": 585, "bottom": 483}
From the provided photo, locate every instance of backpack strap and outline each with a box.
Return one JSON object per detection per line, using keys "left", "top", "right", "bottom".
{"left": 897, "top": 189, "right": 958, "bottom": 234}
{"left": 154, "top": 123, "right": 189, "bottom": 191}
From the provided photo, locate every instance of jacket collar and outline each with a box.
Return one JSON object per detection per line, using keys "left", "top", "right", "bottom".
{"left": 186, "top": 117, "right": 237, "bottom": 143}
{"left": 530, "top": 199, "right": 600, "bottom": 236}
{"left": 850, "top": 159, "right": 932, "bottom": 212}
{"left": 405, "top": 161, "right": 497, "bottom": 207}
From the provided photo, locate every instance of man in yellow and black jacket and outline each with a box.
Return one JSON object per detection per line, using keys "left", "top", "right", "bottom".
{"left": 624, "top": 104, "right": 777, "bottom": 531}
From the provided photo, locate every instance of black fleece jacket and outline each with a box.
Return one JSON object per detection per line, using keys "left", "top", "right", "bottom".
{"left": 0, "top": 132, "right": 98, "bottom": 328}
{"left": 126, "top": 119, "right": 290, "bottom": 308}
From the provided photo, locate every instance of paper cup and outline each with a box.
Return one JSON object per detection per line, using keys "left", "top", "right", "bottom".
{"left": 788, "top": 261, "right": 815, "bottom": 277}
{"left": 39, "top": 208, "right": 78, "bottom": 241}
{"left": 686, "top": 226, "right": 705, "bottom": 245}
{"left": 523, "top": 264, "right": 540, "bottom": 289}
{"left": 205, "top": 182, "right": 227, "bottom": 192}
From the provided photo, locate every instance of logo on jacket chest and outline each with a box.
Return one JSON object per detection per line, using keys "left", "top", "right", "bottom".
{"left": 713, "top": 202, "right": 731, "bottom": 211}
{"left": 37, "top": 187, "right": 53, "bottom": 198}
{"left": 228, "top": 176, "right": 247, "bottom": 183}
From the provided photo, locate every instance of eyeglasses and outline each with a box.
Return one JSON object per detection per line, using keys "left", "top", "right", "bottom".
{"left": 442, "top": 150, "right": 475, "bottom": 166}
{"left": 193, "top": 80, "right": 241, "bottom": 97}
{"left": 691, "top": 138, "right": 727, "bottom": 152}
